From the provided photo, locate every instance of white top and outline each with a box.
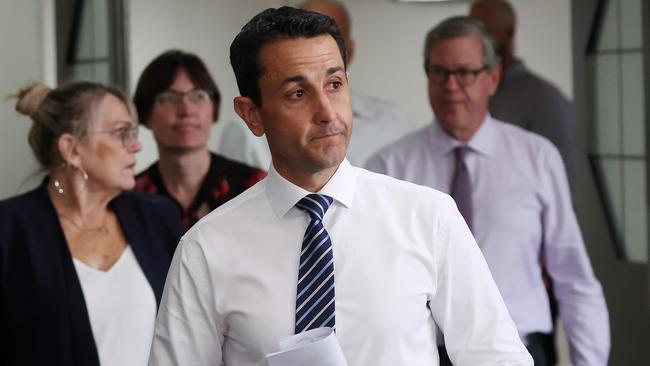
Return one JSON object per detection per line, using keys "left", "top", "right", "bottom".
{"left": 74, "top": 246, "right": 157, "bottom": 366}
{"left": 216, "top": 90, "right": 417, "bottom": 169}
{"left": 366, "top": 117, "right": 610, "bottom": 366}
{"left": 149, "top": 159, "right": 532, "bottom": 366}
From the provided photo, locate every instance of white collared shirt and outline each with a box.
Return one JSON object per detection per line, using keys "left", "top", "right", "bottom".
{"left": 149, "top": 160, "right": 532, "bottom": 366}
{"left": 366, "top": 116, "right": 610, "bottom": 366}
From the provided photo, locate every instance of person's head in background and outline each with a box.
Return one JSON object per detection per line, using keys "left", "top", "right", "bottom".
{"left": 133, "top": 50, "right": 221, "bottom": 156}
{"left": 469, "top": 0, "right": 516, "bottom": 71}
{"left": 300, "top": 0, "right": 355, "bottom": 65}
{"left": 15, "top": 81, "right": 141, "bottom": 197}
{"left": 424, "top": 16, "right": 501, "bottom": 142}
{"left": 230, "top": 6, "right": 351, "bottom": 191}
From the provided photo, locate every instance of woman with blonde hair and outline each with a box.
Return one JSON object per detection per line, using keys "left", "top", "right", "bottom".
{"left": 0, "top": 81, "right": 181, "bottom": 365}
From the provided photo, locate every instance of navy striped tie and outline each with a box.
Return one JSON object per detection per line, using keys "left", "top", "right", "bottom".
{"left": 294, "top": 194, "right": 336, "bottom": 333}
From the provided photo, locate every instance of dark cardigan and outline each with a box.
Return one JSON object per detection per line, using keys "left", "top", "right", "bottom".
{"left": 0, "top": 182, "right": 181, "bottom": 365}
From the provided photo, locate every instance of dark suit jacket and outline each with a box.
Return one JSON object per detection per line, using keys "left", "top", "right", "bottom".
{"left": 0, "top": 182, "right": 181, "bottom": 365}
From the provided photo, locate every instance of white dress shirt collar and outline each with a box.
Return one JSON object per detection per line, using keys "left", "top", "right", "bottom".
{"left": 430, "top": 114, "right": 499, "bottom": 158}
{"left": 265, "top": 159, "right": 356, "bottom": 218}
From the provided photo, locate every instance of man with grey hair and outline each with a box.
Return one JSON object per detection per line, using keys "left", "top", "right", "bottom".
{"left": 367, "top": 16, "right": 609, "bottom": 366}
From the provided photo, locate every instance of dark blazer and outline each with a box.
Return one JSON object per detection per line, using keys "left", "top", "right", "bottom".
{"left": 0, "top": 182, "right": 181, "bottom": 366}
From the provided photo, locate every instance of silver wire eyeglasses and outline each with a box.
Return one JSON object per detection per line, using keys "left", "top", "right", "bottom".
{"left": 427, "top": 65, "right": 489, "bottom": 86}
{"left": 93, "top": 124, "right": 139, "bottom": 148}
{"left": 156, "top": 89, "right": 212, "bottom": 105}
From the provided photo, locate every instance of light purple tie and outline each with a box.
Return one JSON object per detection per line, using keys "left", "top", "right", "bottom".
{"left": 450, "top": 146, "right": 473, "bottom": 231}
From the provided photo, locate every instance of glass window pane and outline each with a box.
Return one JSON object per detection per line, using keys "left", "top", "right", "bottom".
{"left": 75, "top": 1, "right": 95, "bottom": 60}
{"left": 597, "top": 0, "right": 618, "bottom": 51}
{"left": 600, "top": 159, "right": 624, "bottom": 243}
{"left": 75, "top": 0, "right": 108, "bottom": 60}
{"left": 621, "top": 52, "right": 646, "bottom": 156}
{"left": 624, "top": 160, "right": 648, "bottom": 262}
{"left": 92, "top": 0, "right": 109, "bottom": 58}
{"left": 70, "top": 62, "right": 110, "bottom": 84}
{"left": 594, "top": 54, "right": 620, "bottom": 155}
{"left": 620, "top": 0, "right": 643, "bottom": 49}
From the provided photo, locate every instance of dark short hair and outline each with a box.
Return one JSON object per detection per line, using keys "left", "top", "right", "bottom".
{"left": 230, "top": 6, "right": 347, "bottom": 107}
{"left": 424, "top": 16, "right": 499, "bottom": 73}
{"left": 133, "top": 50, "right": 221, "bottom": 125}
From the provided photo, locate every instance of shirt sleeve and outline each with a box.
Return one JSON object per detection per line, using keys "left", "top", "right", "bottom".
{"left": 148, "top": 237, "right": 223, "bottom": 366}
{"left": 539, "top": 144, "right": 610, "bottom": 366}
{"left": 428, "top": 195, "right": 533, "bottom": 366}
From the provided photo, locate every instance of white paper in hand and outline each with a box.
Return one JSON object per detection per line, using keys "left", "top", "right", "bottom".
{"left": 265, "top": 327, "right": 348, "bottom": 366}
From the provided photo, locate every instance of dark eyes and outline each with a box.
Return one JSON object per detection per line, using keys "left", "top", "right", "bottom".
{"left": 289, "top": 89, "right": 305, "bottom": 99}
{"left": 455, "top": 69, "right": 474, "bottom": 77}
{"left": 287, "top": 80, "right": 343, "bottom": 100}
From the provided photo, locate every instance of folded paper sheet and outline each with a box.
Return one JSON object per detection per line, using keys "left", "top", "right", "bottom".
{"left": 265, "top": 327, "right": 348, "bottom": 366}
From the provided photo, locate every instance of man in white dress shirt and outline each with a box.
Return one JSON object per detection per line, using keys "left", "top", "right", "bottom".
{"left": 149, "top": 7, "right": 532, "bottom": 366}
{"left": 216, "top": 0, "right": 416, "bottom": 169}
{"left": 366, "top": 16, "right": 609, "bottom": 366}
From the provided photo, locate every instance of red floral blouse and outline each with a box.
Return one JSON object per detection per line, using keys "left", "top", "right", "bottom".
{"left": 135, "top": 152, "right": 266, "bottom": 232}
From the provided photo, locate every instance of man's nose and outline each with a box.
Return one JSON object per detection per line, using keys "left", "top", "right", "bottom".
{"left": 314, "top": 92, "right": 337, "bottom": 123}
{"left": 443, "top": 72, "right": 462, "bottom": 90}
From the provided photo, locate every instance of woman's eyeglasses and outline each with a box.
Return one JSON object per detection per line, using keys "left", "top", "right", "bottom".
{"left": 155, "top": 89, "right": 212, "bottom": 105}
{"left": 93, "top": 124, "right": 139, "bottom": 148}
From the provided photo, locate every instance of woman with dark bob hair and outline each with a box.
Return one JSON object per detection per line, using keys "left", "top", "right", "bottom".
{"left": 133, "top": 50, "right": 266, "bottom": 232}
{"left": 0, "top": 81, "right": 181, "bottom": 365}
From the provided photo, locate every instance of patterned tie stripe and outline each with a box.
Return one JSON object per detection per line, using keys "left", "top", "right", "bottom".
{"left": 295, "top": 194, "right": 336, "bottom": 333}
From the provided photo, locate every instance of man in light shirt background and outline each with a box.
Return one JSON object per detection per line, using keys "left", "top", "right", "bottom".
{"left": 217, "top": 0, "right": 416, "bottom": 169}
{"left": 367, "top": 15, "right": 609, "bottom": 366}
{"left": 469, "top": 1, "right": 576, "bottom": 362}
{"left": 149, "top": 6, "right": 532, "bottom": 366}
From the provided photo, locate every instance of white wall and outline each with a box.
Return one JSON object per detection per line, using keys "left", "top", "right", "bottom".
{"left": 128, "top": 0, "right": 572, "bottom": 171}
{"left": 0, "top": 0, "right": 56, "bottom": 199}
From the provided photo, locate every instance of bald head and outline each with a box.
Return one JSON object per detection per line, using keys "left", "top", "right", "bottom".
{"left": 301, "top": 0, "right": 356, "bottom": 64}
{"left": 469, "top": 0, "right": 516, "bottom": 69}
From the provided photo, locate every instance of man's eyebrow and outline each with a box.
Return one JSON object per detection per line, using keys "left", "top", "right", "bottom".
{"left": 280, "top": 67, "right": 346, "bottom": 86}
{"left": 327, "top": 66, "right": 345, "bottom": 76}
{"left": 281, "top": 75, "right": 306, "bottom": 86}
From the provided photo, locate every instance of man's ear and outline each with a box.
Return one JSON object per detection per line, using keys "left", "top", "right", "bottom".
{"left": 234, "top": 96, "right": 265, "bottom": 137}
{"left": 58, "top": 133, "right": 82, "bottom": 167}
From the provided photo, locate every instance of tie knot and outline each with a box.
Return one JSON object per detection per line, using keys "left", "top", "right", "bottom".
{"left": 296, "top": 194, "right": 334, "bottom": 221}
{"left": 454, "top": 145, "right": 469, "bottom": 161}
